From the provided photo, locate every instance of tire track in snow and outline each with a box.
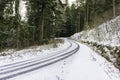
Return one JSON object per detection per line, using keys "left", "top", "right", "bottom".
{"left": 0, "top": 40, "right": 72, "bottom": 72}
{"left": 0, "top": 39, "right": 80, "bottom": 80}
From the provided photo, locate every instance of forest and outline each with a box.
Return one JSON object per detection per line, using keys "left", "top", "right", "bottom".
{"left": 0, "top": 0, "right": 120, "bottom": 50}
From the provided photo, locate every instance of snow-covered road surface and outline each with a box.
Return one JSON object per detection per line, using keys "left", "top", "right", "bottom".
{"left": 0, "top": 39, "right": 79, "bottom": 80}
{"left": 66, "top": 42, "right": 120, "bottom": 80}
{"left": 0, "top": 38, "right": 120, "bottom": 80}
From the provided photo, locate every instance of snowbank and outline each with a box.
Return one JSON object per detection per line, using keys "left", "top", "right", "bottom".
{"left": 72, "top": 16, "right": 120, "bottom": 46}
{"left": 71, "top": 16, "right": 120, "bottom": 70}
{"left": 0, "top": 39, "right": 66, "bottom": 66}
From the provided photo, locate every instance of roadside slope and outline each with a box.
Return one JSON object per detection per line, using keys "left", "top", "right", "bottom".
{"left": 66, "top": 42, "right": 120, "bottom": 80}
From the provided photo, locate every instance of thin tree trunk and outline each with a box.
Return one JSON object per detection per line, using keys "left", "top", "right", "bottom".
{"left": 85, "top": 0, "right": 89, "bottom": 30}
{"left": 92, "top": 0, "right": 95, "bottom": 27}
{"left": 41, "top": 8, "right": 44, "bottom": 40}
{"left": 78, "top": 11, "right": 80, "bottom": 32}
{"left": 15, "top": 0, "right": 20, "bottom": 48}
{"left": 75, "top": 20, "right": 77, "bottom": 33}
{"left": 76, "top": 19, "right": 78, "bottom": 32}
{"left": 86, "top": 1, "right": 89, "bottom": 26}
{"left": 113, "top": 0, "right": 116, "bottom": 18}
{"left": 84, "top": 0, "right": 89, "bottom": 30}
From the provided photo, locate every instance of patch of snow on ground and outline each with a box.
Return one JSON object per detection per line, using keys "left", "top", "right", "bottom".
{"left": 0, "top": 39, "right": 67, "bottom": 66}
{"left": 72, "top": 16, "right": 120, "bottom": 46}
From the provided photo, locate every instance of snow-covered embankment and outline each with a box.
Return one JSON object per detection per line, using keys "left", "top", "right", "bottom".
{"left": 71, "top": 16, "right": 120, "bottom": 69}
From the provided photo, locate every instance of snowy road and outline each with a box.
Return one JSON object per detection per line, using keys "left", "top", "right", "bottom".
{"left": 0, "top": 39, "right": 79, "bottom": 80}
{"left": 66, "top": 42, "right": 120, "bottom": 80}
{"left": 0, "top": 38, "right": 120, "bottom": 80}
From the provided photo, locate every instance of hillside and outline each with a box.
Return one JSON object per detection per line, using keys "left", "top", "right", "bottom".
{"left": 72, "top": 16, "right": 120, "bottom": 69}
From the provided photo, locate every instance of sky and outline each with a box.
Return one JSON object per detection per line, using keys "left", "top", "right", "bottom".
{"left": 19, "top": 0, "right": 27, "bottom": 21}
{"left": 68, "top": 0, "right": 76, "bottom": 6}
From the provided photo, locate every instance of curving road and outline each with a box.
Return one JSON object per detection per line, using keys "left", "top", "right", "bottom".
{"left": 0, "top": 39, "right": 80, "bottom": 80}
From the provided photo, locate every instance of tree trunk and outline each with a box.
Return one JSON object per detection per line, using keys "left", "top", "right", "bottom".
{"left": 84, "top": 0, "right": 89, "bottom": 30}
{"left": 15, "top": 0, "right": 20, "bottom": 48}
{"left": 77, "top": 11, "right": 80, "bottom": 32}
{"left": 41, "top": 7, "right": 44, "bottom": 40}
{"left": 86, "top": 1, "right": 89, "bottom": 26}
{"left": 92, "top": 0, "right": 95, "bottom": 27}
{"left": 113, "top": 0, "right": 116, "bottom": 18}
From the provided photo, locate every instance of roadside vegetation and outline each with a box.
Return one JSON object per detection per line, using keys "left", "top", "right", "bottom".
{"left": 1, "top": 0, "right": 120, "bottom": 51}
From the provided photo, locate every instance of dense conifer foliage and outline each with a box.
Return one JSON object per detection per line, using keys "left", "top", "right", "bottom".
{"left": 0, "top": 0, "right": 120, "bottom": 50}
